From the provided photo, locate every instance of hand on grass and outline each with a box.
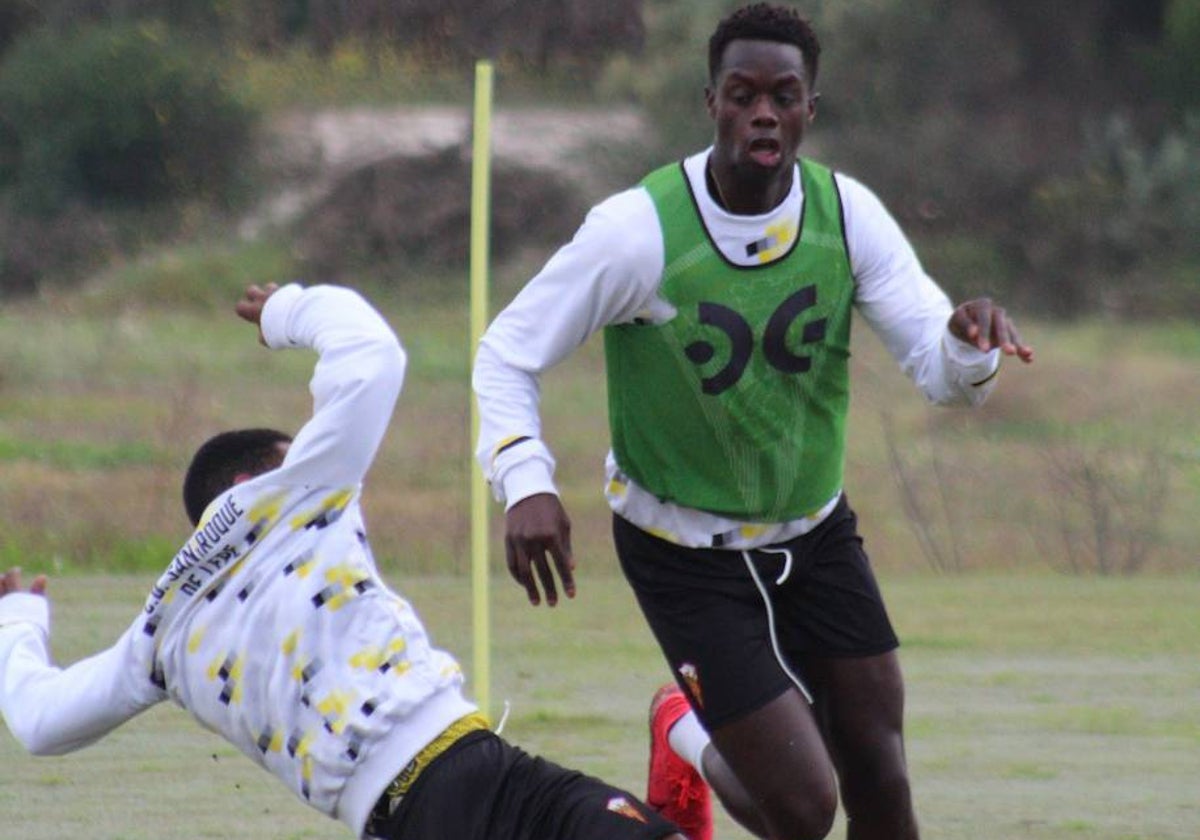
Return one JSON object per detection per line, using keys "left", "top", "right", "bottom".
{"left": 505, "top": 493, "right": 576, "bottom": 607}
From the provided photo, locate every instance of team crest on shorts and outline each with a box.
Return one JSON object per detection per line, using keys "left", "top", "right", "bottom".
{"left": 678, "top": 662, "right": 702, "bottom": 707}
{"left": 606, "top": 796, "right": 648, "bottom": 823}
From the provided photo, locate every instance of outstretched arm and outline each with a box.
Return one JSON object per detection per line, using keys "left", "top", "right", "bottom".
{"left": 841, "top": 173, "right": 1031, "bottom": 405}
{"left": 0, "top": 568, "right": 163, "bottom": 755}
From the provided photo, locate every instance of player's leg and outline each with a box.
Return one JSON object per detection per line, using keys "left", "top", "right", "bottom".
{"left": 616, "top": 515, "right": 840, "bottom": 840}
{"left": 648, "top": 684, "right": 839, "bottom": 840}
{"left": 777, "top": 494, "right": 920, "bottom": 839}
{"left": 805, "top": 651, "right": 919, "bottom": 840}
{"left": 706, "top": 686, "right": 840, "bottom": 839}
{"left": 662, "top": 698, "right": 767, "bottom": 835}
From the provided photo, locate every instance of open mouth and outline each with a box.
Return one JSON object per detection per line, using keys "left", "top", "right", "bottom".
{"left": 748, "top": 137, "right": 782, "bottom": 166}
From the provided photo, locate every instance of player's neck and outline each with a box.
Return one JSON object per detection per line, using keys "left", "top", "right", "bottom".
{"left": 706, "top": 158, "right": 792, "bottom": 215}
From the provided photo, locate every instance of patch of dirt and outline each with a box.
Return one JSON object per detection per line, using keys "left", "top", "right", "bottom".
{"left": 242, "top": 105, "right": 645, "bottom": 241}
{"left": 294, "top": 145, "right": 589, "bottom": 281}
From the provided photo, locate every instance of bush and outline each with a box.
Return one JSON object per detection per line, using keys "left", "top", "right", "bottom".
{"left": 0, "top": 21, "right": 257, "bottom": 215}
{"left": 0, "top": 202, "right": 116, "bottom": 296}
{"left": 294, "top": 147, "right": 588, "bottom": 284}
{"left": 1025, "top": 113, "right": 1200, "bottom": 316}
{"left": 596, "top": 0, "right": 728, "bottom": 160}
{"left": 1144, "top": 0, "right": 1200, "bottom": 114}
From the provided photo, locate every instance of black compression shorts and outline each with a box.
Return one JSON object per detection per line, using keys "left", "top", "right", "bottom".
{"left": 375, "top": 731, "right": 678, "bottom": 840}
{"left": 614, "top": 493, "right": 899, "bottom": 729}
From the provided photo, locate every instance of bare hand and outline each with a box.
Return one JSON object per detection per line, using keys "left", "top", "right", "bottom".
{"left": 505, "top": 493, "right": 576, "bottom": 607}
{"left": 0, "top": 567, "right": 47, "bottom": 598}
{"left": 948, "top": 298, "right": 1034, "bottom": 363}
{"left": 235, "top": 283, "right": 280, "bottom": 344}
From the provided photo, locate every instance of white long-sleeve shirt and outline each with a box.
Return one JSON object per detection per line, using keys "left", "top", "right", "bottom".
{"left": 474, "top": 150, "right": 1001, "bottom": 548}
{"left": 0, "top": 284, "right": 475, "bottom": 838}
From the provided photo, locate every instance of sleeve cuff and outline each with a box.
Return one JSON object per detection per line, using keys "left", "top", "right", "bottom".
{"left": 259, "top": 283, "right": 305, "bottom": 349}
{"left": 0, "top": 593, "right": 50, "bottom": 633}
{"left": 943, "top": 331, "right": 1000, "bottom": 386}
{"left": 498, "top": 458, "right": 559, "bottom": 510}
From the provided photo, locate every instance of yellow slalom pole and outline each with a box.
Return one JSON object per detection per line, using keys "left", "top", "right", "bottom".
{"left": 469, "top": 60, "right": 494, "bottom": 719}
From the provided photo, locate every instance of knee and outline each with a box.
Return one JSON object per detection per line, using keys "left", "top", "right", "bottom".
{"left": 765, "top": 776, "right": 839, "bottom": 840}
{"left": 842, "top": 761, "right": 914, "bottom": 822}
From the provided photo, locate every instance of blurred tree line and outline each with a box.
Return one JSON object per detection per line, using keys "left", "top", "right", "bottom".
{"left": 1, "top": 0, "right": 1198, "bottom": 317}
{"left": 0, "top": 0, "right": 643, "bottom": 71}
{"left": 623, "top": 0, "right": 1200, "bottom": 317}
{"left": 820, "top": 0, "right": 1200, "bottom": 318}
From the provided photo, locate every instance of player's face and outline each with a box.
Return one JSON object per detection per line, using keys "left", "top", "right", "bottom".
{"left": 706, "top": 39, "right": 816, "bottom": 180}
{"left": 267, "top": 441, "right": 290, "bottom": 470}
{"left": 233, "top": 442, "right": 290, "bottom": 486}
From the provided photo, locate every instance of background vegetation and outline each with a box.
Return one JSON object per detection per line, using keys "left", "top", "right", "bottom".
{"left": 0, "top": 0, "right": 1196, "bottom": 575}
{"left": 0, "top": 252, "right": 1195, "bottom": 578}
{"left": 1, "top": 0, "right": 1199, "bottom": 314}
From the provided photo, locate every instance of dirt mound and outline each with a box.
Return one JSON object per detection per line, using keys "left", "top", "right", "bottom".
{"left": 294, "top": 145, "right": 588, "bottom": 281}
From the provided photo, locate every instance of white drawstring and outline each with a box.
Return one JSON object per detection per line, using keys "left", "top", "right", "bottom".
{"left": 494, "top": 699, "right": 512, "bottom": 735}
{"left": 741, "top": 548, "right": 813, "bottom": 704}
{"left": 762, "top": 546, "right": 794, "bottom": 585}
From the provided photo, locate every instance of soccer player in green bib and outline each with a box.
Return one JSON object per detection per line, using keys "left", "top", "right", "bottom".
{"left": 473, "top": 4, "right": 1034, "bottom": 839}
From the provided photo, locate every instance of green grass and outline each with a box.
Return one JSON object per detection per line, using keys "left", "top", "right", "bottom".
{"left": 0, "top": 573, "right": 1196, "bottom": 840}
{"left": 1, "top": 249, "right": 1198, "bottom": 575}
{"left": 1, "top": 242, "right": 1198, "bottom": 837}
{"left": 0, "top": 435, "right": 160, "bottom": 469}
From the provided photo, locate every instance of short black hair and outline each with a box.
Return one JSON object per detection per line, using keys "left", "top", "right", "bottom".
{"left": 708, "top": 3, "right": 821, "bottom": 85}
{"left": 182, "top": 428, "right": 292, "bottom": 526}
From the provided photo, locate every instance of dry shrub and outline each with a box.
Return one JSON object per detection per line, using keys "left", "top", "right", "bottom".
{"left": 0, "top": 203, "right": 116, "bottom": 297}
{"left": 1044, "top": 440, "right": 1171, "bottom": 575}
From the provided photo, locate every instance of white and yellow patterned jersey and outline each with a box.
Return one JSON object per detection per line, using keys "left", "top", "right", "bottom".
{"left": 0, "top": 284, "right": 476, "bottom": 839}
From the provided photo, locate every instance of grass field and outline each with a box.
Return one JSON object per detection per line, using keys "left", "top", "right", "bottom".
{"left": 0, "top": 254, "right": 1197, "bottom": 577}
{"left": 0, "top": 251, "right": 1197, "bottom": 838}
{"left": 0, "top": 572, "right": 1197, "bottom": 840}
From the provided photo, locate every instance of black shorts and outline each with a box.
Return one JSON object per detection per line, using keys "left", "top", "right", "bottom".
{"left": 614, "top": 494, "right": 899, "bottom": 729}
{"left": 376, "top": 731, "right": 678, "bottom": 840}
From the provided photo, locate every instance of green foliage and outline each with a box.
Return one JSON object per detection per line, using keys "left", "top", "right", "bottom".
{"left": 597, "top": 0, "right": 732, "bottom": 159}
{"left": 1146, "top": 0, "right": 1200, "bottom": 112}
{"left": 230, "top": 43, "right": 473, "bottom": 110}
{"left": 1081, "top": 114, "right": 1200, "bottom": 253}
{"left": 0, "top": 21, "right": 257, "bottom": 214}
{"left": 1027, "top": 113, "right": 1200, "bottom": 316}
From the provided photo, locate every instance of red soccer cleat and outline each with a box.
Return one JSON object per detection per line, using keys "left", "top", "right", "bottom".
{"left": 647, "top": 683, "right": 713, "bottom": 840}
